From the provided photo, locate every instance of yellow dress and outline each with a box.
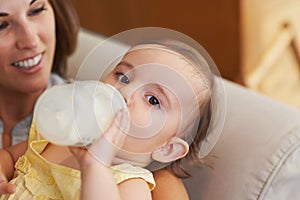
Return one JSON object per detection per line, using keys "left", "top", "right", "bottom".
{"left": 0, "top": 122, "right": 155, "bottom": 200}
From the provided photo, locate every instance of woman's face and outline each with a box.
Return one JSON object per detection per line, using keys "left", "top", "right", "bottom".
{"left": 0, "top": 0, "right": 55, "bottom": 94}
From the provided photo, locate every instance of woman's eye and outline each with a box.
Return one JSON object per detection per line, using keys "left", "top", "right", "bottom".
{"left": 0, "top": 22, "right": 8, "bottom": 31}
{"left": 146, "top": 95, "right": 160, "bottom": 107}
{"left": 116, "top": 73, "right": 130, "bottom": 84}
{"left": 29, "top": 5, "right": 46, "bottom": 16}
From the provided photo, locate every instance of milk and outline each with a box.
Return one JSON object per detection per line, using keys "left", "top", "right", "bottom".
{"left": 34, "top": 81, "right": 127, "bottom": 146}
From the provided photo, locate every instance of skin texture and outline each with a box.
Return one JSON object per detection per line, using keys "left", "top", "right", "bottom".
{"left": 152, "top": 169, "right": 189, "bottom": 200}
{"left": 73, "top": 153, "right": 190, "bottom": 200}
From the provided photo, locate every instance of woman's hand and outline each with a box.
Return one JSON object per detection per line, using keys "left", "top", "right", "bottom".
{"left": 70, "top": 109, "right": 129, "bottom": 169}
{"left": 0, "top": 165, "right": 15, "bottom": 194}
{"left": 0, "top": 145, "right": 24, "bottom": 195}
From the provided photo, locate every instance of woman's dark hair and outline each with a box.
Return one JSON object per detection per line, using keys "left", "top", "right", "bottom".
{"left": 49, "top": 0, "right": 80, "bottom": 77}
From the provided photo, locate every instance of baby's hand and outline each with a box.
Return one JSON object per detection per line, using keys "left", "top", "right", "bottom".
{"left": 0, "top": 166, "right": 15, "bottom": 194}
{"left": 88, "top": 109, "right": 129, "bottom": 166}
{"left": 70, "top": 109, "right": 129, "bottom": 168}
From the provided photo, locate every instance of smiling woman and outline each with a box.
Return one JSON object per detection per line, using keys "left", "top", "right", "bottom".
{"left": 0, "top": 0, "right": 79, "bottom": 148}
{"left": 0, "top": 1, "right": 195, "bottom": 199}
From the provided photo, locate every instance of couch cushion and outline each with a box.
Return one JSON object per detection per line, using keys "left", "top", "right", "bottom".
{"left": 183, "top": 80, "right": 300, "bottom": 200}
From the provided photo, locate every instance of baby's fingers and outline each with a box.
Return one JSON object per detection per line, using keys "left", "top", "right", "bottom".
{"left": 103, "top": 109, "right": 130, "bottom": 148}
{"left": 88, "top": 109, "right": 130, "bottom": 166}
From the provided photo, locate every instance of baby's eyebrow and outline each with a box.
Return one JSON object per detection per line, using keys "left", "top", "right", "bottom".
{"left": 116, "top": 61, "right": 135, "bottom": 70}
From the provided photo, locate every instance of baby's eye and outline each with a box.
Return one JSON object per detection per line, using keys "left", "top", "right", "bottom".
{"left": 29, "top": 4, "right": 46, "bottom": 16}
{"left": 116, "top": 72, "right": 130, "bottom": 84}
{"left": 146, "top": 95, "right": 160, "bottom": 107}
{"left": 0, "top": 21, "right": 8, "bottom": 31}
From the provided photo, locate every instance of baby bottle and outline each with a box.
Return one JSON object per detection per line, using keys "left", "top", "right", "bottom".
{"left": 33, "top": 80, "right": 127, "bottom": 146}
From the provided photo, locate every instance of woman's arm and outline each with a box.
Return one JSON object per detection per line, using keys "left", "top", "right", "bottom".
{"left": 152, "top": 169, "right": 189, "bottom": 200}
{"left": 0, "top": 141, "right": 27, "bottom": 194}
{"left": 0, "top": 149, "right": 15, "bottom": 194}
{"left": 5, "top": 141, "right": 28, "bottom": 163}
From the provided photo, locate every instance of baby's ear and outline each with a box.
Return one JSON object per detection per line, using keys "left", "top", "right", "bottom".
{"left": 151, "top": 137, "right": 189, "bottom": 163}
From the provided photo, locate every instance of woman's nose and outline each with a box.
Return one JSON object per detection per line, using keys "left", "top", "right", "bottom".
{"left": 15, "top": 24, "right": 38, "bottom": 50}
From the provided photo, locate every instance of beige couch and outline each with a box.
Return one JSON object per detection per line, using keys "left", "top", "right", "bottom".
{"left": 68, "top": 29, "right": 300, "bottom": 200}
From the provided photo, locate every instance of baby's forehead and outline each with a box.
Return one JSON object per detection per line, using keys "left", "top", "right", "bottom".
{"left": 128, "top": 44, "right": 194, "bottom": 63}
{"left": 126, "top": 46, "right": 201, "bottom": 74}
{"left": 125, "top": 61, "right": 204, "bottom": 106}
{"left": 124, "top": 46, "right": 207, "bottom": 92}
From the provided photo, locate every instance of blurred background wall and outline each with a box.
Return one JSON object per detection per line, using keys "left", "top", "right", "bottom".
{"left": 70, "top": 0, "right": 300, "bottom": 108}
{"left": 70, "top": 0, "right": 241, "bottom": 81}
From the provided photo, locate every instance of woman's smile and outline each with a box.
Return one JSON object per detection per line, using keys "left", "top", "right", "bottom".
{"left": 12, "top": 53, "right": 43, "bottom": 69}
{"left": 11, "top": 52, "right": 44, "bottom": 74}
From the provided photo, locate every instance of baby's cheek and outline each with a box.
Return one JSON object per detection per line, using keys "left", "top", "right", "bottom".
{"left": 128, "top": 106, "right": 168, "bottom": 140}
{"left": 129, "top": 106, "right": 152, "bottom": 128}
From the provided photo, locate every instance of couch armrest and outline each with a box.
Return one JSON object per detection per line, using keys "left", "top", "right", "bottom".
{"left": 183, "top": 80, "right": 300, "bottom": 200}
{"left": 67, "top": 28, "right": 106, "bottom": 78}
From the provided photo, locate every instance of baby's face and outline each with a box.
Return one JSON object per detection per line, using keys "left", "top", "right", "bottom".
{"left": 103, "top": 47, "right": 202, "bottom": 154}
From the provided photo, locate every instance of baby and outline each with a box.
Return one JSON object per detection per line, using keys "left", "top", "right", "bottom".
{"left": 0, "top": 38, "right": 221, "bottom": 200}
{"left": 73, "top": 39, "right": 217, "bottom": 199}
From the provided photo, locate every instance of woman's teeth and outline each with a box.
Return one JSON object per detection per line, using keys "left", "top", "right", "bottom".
{"left": 13, "top": 54, "right": 42, "bottom": 69}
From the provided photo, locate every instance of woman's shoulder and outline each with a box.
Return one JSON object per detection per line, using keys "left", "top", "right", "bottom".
{"left": 152, "top": 168, "right": 189, "bottom": 200}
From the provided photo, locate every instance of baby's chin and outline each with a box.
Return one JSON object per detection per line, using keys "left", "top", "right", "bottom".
{"left": 112, "top": 149, "right": 153, "bottom": 167}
